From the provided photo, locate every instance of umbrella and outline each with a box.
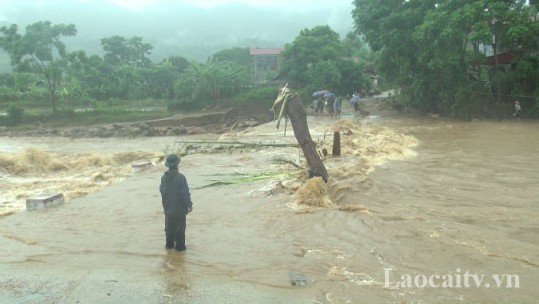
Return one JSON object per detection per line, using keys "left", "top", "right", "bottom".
{"left": 324, "top": 92, "right": 336, "bottom": 99}
{"left": 312, "top": 90, "right": 329, "bottom": 98}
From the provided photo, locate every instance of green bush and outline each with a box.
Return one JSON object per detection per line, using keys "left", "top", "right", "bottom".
{"left": 167, "top": 102, "right": 203, "bottom": 112}
{"left": 526, "top": 89, "right": 539, "bottom": 118}
{"left": 53, "top": 107, "right": 77, "bottom": 119}
{"left": 6, "top": 104, "right": 25, "bottom": 125}
{"left": 0, "top": 85, "right": 19, "bottom": 102}
{"left": 234, "top": 86, "right": 279, "bottom": 103}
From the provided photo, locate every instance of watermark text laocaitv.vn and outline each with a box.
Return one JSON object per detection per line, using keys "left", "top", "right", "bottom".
{"left": 384, "top": 268, "right": 520, "bottom": 289}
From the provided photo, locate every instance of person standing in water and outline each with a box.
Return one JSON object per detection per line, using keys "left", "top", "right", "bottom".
{"left": 312, "top": 97, "right": 323, "bottom": 117}
{"left": 513, "top": 100, "right": 521, "bottom": 120}
{"left": 160, "top": 154, "right": 193, "bottom": 251}
{"left": 324, "top": 92, "right": 336, "bottom": 118}
{"left": 350, "top": 92, "right": 360, "bottom": 115}
{"left": 333, "top": 96, "right": 342, "bottom": 118}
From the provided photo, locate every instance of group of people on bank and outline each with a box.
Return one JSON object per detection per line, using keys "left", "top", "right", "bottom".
{"left": 312, "top": 91, "right": 340, "bottom": 118}
{"left": 312, "top": 90, "right": 367, "bottom": 118}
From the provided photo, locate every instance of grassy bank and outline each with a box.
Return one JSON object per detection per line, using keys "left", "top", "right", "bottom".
{"left": 0, "top": 99, "right": 175, "bottom": 131}
{"left": 0, "top": 86, "right": 280, "bottom": 131}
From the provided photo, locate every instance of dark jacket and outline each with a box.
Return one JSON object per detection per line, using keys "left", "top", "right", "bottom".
{"left": 160, "top": 168, "right": 192, "bottom": 217}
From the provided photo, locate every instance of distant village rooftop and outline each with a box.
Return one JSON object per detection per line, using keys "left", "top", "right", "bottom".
{"left": 249, "top": 48, "right": 283, "bottom": 56}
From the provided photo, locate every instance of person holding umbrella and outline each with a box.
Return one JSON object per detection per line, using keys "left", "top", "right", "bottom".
{"left": 324, "top": 91, "right": 336, "bottom": 118}
{"left": 312, "top": 90, "right": 329, "bottom": 117}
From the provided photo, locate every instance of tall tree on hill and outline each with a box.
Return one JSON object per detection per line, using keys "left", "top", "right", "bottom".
{"left": 306, "top": 60, "right": 341, "bottom": 93}
{"left": 64, "top": 51, "right": 106, "bottom": 101}
{"left": 0, "top": 21, "right": 77, "bottom": 112}
{"left": 100, "top": 36, "right": 153, "bottom": 99}
{"left": 280, "top": 25, "right": 342, "bottom": 87}
{"left": 174, "top": 59, "right": 250, "bottom": 104}
{"left": 101, "top": 36, "right": 153, "bottom": 68}
{"left": 353, "top": 0, "right": 432, "bottom": 99}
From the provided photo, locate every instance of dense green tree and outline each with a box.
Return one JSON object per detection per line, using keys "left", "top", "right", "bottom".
{"left": 0, "top": 73, "right": 19, "bottom": 101}
{"left": 95, "top": 36, "right": 154, "bottom": 100}
{"left": 306, "top": 60, "right": 341, "bottom": 94}
{"left": 146, "top": 61, "right": 180, "bottom": 100}
{"left": 212, "top": 47, "right": 251, "bottom": 66}
{"left": 342, "top": 31, "right": 376, "bottom": 63}
{"left": 64, "top": 51, "right": 107, "bottom": 101}
{"left": 409, "top": 0, "right": 484, "bottom": 114}
{"left": 336, "top": 59, "right": 371, "bottom": 96}
{"left": 174, "top": 59, "right": 250, "bottom": 104}
{"left": 0, "top": 72, "right": 35, "bottom": 101}
{"left": 280, "top": 25, "right": 374, "bottom": 100}
{"left": 161, "top": 55, "right": 191, "bottom": 73}
{"left": 0, "top": 21, "right": 77, "bottom": 111}
{"left": 340, "top": 31, "right": 376, "bottom": 94}
{"left": 353, "top": 0, "right": 539, "bottom": 118}
{"left": 353, "top": 0, "right": 433, "bottom": 85}
{"left": 139, "top": 56, "right": 193, "bottom": 101}
{"left": 101, "top": 35, "right": 153, "bottom": 68}
{"left": 280, "top": 25, "right": 343, "bottom": 86}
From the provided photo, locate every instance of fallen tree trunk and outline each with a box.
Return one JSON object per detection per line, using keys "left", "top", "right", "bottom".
{"left": 273, "top": 85, "right": 329, "bottom": 182}
{"left": 175, "top": 140, "right": 298, "bottom": 148}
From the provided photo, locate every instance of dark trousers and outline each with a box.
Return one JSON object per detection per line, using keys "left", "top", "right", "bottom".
{"left": 165, "top": 215, "right": 186, "bottom": 250}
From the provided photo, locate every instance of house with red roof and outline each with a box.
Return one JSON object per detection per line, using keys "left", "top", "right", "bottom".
{"left": 250, "top": 48, "right": 282, "bottom": 83}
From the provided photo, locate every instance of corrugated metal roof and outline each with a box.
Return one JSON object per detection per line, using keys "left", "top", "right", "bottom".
{"left": 249, "top": 48, "right": 283, "bottom": 55}
{"left": 485, "top": 52, "right": 513, "bottom": 65}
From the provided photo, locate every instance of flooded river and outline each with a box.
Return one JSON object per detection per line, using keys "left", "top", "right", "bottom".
{"left": 1, "top": 104, "right": 538, "bottom": 303}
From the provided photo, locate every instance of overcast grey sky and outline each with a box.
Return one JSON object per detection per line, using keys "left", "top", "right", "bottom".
{"left": 104, "top": 0, "right": 352, "bottom": 9}
{"left": 0, "top": 0, "right": 356, "bottom": 64}
{"left": 1, "top": 0, "right": 353, "bottom": 15}
{"left": 103, "top": 0, "right": 353, "bottom": 10}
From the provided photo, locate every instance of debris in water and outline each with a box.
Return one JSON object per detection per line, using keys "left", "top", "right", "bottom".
{"left": 194, "top": 172, "right": 289, "bottom": 189}
{"left": 338, "top": 204, "right": 369, "bottom": 213}
{"left": 26, "top": 193, "right": 64, "bottom": 210}
{"left": 327, "top": 266, "right": 379, "bottom": 286}
{"left": 293, "top": 246, "right": 307, "bottom": 257}
{"left": 0, "top": 209, "right": 16, "bottom": 217}
{"left": 131, "top": 160, "right": 153, "bottom": 173}
{"left": 289, "top": 272, "right": 307, "bottom": 286}
{"left": 294, "top": 177, "right": 332, "bottom": 207}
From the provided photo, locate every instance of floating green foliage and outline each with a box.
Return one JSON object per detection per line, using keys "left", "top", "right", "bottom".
{"left": 194, "top": 172, "right": 290, "bottom": 189}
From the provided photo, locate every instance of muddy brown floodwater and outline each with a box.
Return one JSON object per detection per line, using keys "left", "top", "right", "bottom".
{"left": 1, "top": 100, "right": 538, "bottom": 303}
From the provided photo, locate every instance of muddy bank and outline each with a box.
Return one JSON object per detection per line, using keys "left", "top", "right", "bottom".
{"left": 0, "top": 108, "right": 269, "bottom": 139}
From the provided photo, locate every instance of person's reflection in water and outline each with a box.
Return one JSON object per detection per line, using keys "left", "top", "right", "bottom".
{"left": 162, "top": 251, "right": 192, "bottom": 298}
{"left": 163, "top": 249, "right": 187, "bottom": 272}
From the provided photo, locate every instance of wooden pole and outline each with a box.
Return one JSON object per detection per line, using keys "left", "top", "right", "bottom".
{"left": 332, "top": 131, "right": 341, "bottom": 156}
{"left": 284, "top": 115, "right": 288, "bottom": 136}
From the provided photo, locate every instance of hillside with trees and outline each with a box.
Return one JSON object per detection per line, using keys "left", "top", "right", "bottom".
{"left": 0, "top": 21, "right": 374, "bottom": 129}
{"left": 0, "top": 1, "right": 354, "bottom": 71}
